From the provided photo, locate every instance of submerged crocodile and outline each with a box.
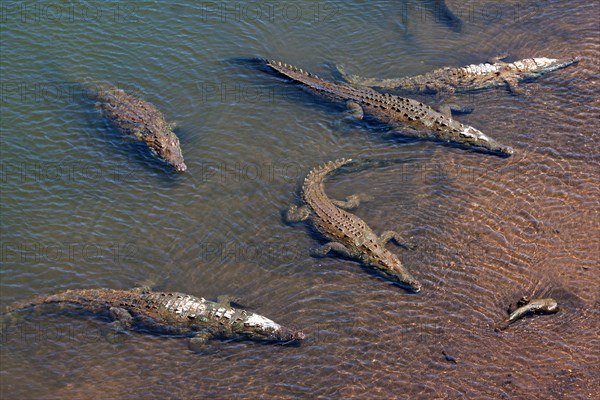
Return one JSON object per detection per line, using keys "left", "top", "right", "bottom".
{"left": 4, "top": 287, "right": 305, "bottom": 350}
{"left": 427, "top": 0, "right": 463, "bottom": 32}
{"left": 89, "top": 83, "right": 187, "bottom": 172}
{"left": 399, "top": 1, "right": 462, "bottom": 34}
{"left": 263, "top": 59, "right": 513, "bottom": 157}
{"left": 286, "top": 158, "right": 422, "bottom": 292}
{"left": 494, "top": 297, "right": 559, "bottom": 332}
{"left": 337, "top": 56, "right": 579, "bottom": 95}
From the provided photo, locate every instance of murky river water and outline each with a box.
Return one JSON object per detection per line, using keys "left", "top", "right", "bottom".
{"left": 1, "top": 1, "right": 598, "bottom": 399}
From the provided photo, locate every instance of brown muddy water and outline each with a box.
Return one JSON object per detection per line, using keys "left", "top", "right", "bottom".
{"left": 1, "top": 1, "right": 598, "bottom": 399}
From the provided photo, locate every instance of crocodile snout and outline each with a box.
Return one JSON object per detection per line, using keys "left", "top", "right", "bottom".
{"left": 409, "top": 280, "right": 423, "bottom": 293}
{"left": 293, "top": 331, "right": 306, "bottom": 341}
{"left": 174, "top": 162, "right": 188, "bottom": 173}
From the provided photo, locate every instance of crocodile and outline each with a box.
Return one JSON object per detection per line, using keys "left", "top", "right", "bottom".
{"left": 399, "top": 1, "right": 462, "bottom": 34}
{"left": 494, "top": 297, "right": 559, "bottom": 331}
{"left": 4, "top": 287, "right": 305, "bottom": 350}
{"left": 89, "top": 83, "right": 187, "bottom": 172}
{"left": 263, "top": 59, "right": 513, "bottom": 157}
{"left": 285, "top": 158, "right": 422, "bottom": 292}
{"left": 427, "top": 0, "right": 463, "bottom": 32}
{"left": 337, "top": 56, "right": 579, "bottom": 96}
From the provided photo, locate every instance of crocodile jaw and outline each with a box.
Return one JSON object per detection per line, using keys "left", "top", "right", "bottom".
{"left": 390, "top": 271, "right": 422, "bottom": 293}
{"left": 242, "top": 313, "right": 305, "bottom": 342}
{"left": 458, "top": 126, "right": 514, "bottom": 157}
{"left": 155, "top": 131, "right": 187, "bottom": 172}
{"left": 512, "top": 57, "right": 579, "bottom": 74}
{"left": 372, "top": 253, "right": 422, "bottom": 293}
{"left": 245, "top": 313, "right": 282, "bottom": 331}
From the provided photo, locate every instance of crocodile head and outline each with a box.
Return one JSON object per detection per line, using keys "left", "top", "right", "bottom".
{"left": 455, "top": 125, "right": 514, "bottom": 157}
{"left": 369, "top": 252, "right": 422, "bottom": 293}
{"left": 238, "top": 313, "right": 305, "bottom": 343}
{"left": 148, "top": 130, "right": 187, "bottom": 172}
{"left": 515, "top": 57, "right": 580, "bottom": 75}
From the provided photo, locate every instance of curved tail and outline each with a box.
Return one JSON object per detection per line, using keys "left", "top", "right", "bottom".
{"left": 494, "top": 320, "right": 511, "bottom": 332}
{"left": 302, "top": 158, "right": 352, "bottom": 192}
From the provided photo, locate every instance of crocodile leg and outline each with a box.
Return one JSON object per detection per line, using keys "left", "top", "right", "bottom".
{"left": 489, "top": 54, "right": 509, "bottom": 64}
{"left": 345, "top": 101, "right": 364, "bottom": 120}
{"left": 438, "top": 104, "right": 474, "bottom": 117}
{"left": 335, "top": 64, "right": 369, "bottom": 88}
{"left": 431, "top": 84, "right": 457, "bottom": 98}
{"left": 102, "top": 307, "right": 133, "bottom": 344}
{"left": 285, "top": 205, "right": 311, "bottom": 223}
{"left": 379, "top": 231, "right": 415, "bottom": 250}
{"left": 132, "top": 285, "right": 153, "bottom": 294}
{"left": 188, "top": 331, "right": 213, "bottom": 352}
{"left": 503, "top": 77, "right": 524, "bottom": 95}
{"left": 311, "top": 242, "right": 353, "bottom": 258}
{"left": 330, "top": 193, "right": 373, "bottom": 210}
{"left": 109, "top": 307, "right": 133, "bottom": 328}
{"left": 217, "top": 295, "right": 244, "bottom": 308}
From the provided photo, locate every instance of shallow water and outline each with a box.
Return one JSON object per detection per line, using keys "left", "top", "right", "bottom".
{"left": 1, "top": 1, "right": 599, "bottom": 399}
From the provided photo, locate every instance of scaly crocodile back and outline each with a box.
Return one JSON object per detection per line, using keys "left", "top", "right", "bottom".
{"left": 341, "top": 57, "right": 579, "bottom": 93}
{"left": 265, "top": 59, "right": 513, "bottom": 157}
{"left": 86, "top": 83, "right": 187, "bottom": 172}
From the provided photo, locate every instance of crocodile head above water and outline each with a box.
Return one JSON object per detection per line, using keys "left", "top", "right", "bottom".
{"left": 234, "top": 313, "right": 306, "bottom": 343}
{"left": 452, "top": 125, "right": 514, "bottom": 157}
{"left": 365, "top": 251, "right": 422, "bottom": 293}
{"left": 146, "top": 130, "right": 187, "bottom": 172}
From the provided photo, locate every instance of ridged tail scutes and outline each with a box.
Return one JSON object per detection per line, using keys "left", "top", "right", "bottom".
{"left": 5, "top": 293, "right": 63, "bottom": 314}
{"left": 265, "top": 59, "right": 320, "bottom": 80}
{"left": 305, "top": 158, "right": 352, "bottom": 183}
{"left": 4, "top": 288, "right": 111, "bottom": 315}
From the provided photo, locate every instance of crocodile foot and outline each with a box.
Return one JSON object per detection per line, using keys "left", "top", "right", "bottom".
{"left": 489, "top": 54, "right": 509, "bottom": 64}
{"left": 441, "top": 104, "right": 474, "bottom": 116}
{"left": 504, "top": 77, "right": 527, "bottom": 95}
{"left": 331, "top": 193, "right": 373, "bottom": 210}
{"left": 285, "top": 205, "right": 310, "bottom": 223}
{"left": 188, "top": 332, "right": 213, "bottom": 352}
{"left": 311, "top": 242, "right": 352, "bottom": 258}
{"left": 379, "top": 231, "right": 416, "bottom": 250}
{"left": 102, "top": 307, "right": 133, "bottom": 344}
{"left": 217, "top": 295, "right": 244, "bottom": 308}
{"left": 345, "top": 101, "right": 364, "bottom": 120}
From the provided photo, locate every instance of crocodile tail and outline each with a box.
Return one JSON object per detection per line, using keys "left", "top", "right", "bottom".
{"left": 4, "top": 289, "right": 111, "bottom": 315}
{"left": 265, "top": 59, "right": 322, "bottom": 85}
{"left": 4, "top": 293, "right": 64, "bottom": 314}
{"left": 302, "top": 158, "right": 353, "bottom": 194}
{"left": 494, "top": 320, "right": 511, "bottom": 332}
